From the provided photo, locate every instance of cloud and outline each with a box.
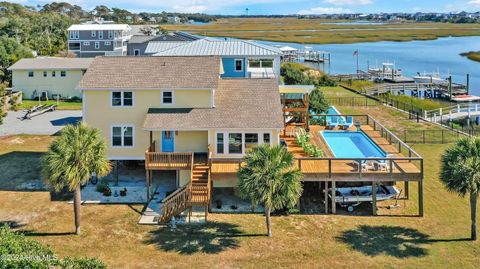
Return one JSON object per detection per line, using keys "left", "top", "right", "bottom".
{"left": 467, "top": 0, "right": 480, "bottom": 6}
{"left": 322, "top": 0, "right": 373, "bottom": 6}
{"left": 298, "top": 7, "right": 352, "bottom": 14}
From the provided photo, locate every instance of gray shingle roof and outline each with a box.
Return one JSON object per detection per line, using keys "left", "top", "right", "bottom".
{"left": 8, "top": 57, "right": 93, "bottom": 70}
{"left": 151, "top": 39, "right": 282, "bottom": 57}
{"left": 77, "top": 56, "right": 220, "bottom": 90}
{"left": 143, "top": 78, "right": 283, "bottom": 130}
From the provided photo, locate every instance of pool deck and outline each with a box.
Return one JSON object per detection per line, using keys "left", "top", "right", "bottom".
{"left": 211, "top": 124, "right": 422, "bottom": 183}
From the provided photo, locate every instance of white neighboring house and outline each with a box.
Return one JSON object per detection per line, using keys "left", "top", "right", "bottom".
{"left": 67, "top": 24, "right": 132, "bottom": 57}
{"left": 8, "top": 57, "right": 93, "bottom": 100}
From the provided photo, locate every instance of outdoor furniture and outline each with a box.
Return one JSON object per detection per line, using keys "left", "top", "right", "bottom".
{"left": 341, "top": 116, "right": 354, "bottom": 129}
{"left": 327, "top": 117, "right": 339, "bottom": 129}
{"left": 361, "top": 160, "right": 377, "bottom": 171}
{"left": 376, "top": 161, "right": 388, "bottom": 171}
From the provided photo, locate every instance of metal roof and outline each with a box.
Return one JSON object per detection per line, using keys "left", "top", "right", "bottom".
{"left": 8, "top": 57, "right": 94, "bottom": 70}
{"left": 67, "top": 24, "right": 130, "bottom": 31}
{"left": 144, "top": 42, "right": 188, "bottom": 54}
{"left": 152, "top": 39, "right": 282, "bottom": 57}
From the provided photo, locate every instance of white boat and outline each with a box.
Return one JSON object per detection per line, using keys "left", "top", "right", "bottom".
{"left": 413, "top": 72, "right": 448, "bottom": 85}
{"left": 329, "top": 185, "right": 400, "bottom": 206}
{"left": 368, "top": 62, "right": 402, "bottom": 78}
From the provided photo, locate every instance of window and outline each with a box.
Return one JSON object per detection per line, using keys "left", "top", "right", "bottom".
{"left": 112, "top": 126, "right": 134, "bottom": 147}
{"left": 95, "top": 42, "right": 100, "bottom": 49}
{"left": 108, "top": 30, "right": 113, "bottom": 39}
{"left": 162, "top": 91, "right": 173, "bottom": 104}
{"left": 216, "top": 133, "right": 224, "bottom": 154}
{"left": 248, "top": 59, "right": 273, "bottom": 68}
{"left": 28, "top": 71, "right": 34, "bottom": 77}
{"left": 69, "top": 31, "right": 79, "bottom": 39}
{"left": 263, "top": 133, "right": 271, "bottom": 145}
{"left": 104, "top": 41, "right": 111, "bottom": 46}
{"left": 91, "top": 30, "right": 96, "bottom": 37}
{"left": 111, "top": 91, "right": 133, "bottom": 107}
{"left": 60, "top": 71, "right": 66, "bottom": 77}
{"left": 245, "top": 133, "right": 258, "bottom": 152}
{"left": 52, "top": 71, "right": 56, "bottom": 77}
{"left": 98, "top": 31, "right": 103, "bottom": 39}
{"left": 234, "top": 59, "right": 243, "bottom": 72}
{"left": 69, "top": 42, "right": 80, "bottom": 50}
{"left": 134, "top": 49, "right": 140, "bottom": 56}
{"left": 228, "top": 133, "right": 242, "bottom": 154}
{"left": 83, "top": 41, "right": 90, "bottom": 46}
{"left": 43, "top": 71, "right": 47, "bottom": 77}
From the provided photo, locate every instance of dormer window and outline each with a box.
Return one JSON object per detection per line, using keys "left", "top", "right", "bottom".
{"left": 162, "top": 91, "right": 173, "bottom": 105}
{"left": 235, "top": 59, "right": 243, "bottom": 72}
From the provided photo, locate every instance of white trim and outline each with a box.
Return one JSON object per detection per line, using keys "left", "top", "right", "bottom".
{"left": 104, "top": 41, "right": 111, "bottom": 46}
{"left": 234, "top": 58, "right": 244, "bottom": 72}
{"left": 91, "top": 30, "right": 96, "bottom": 37}
{"left": 83, "top": 41, "right": 90, "bottom": 46}
{"left": 211, "top": 89, "right": 215, "bottom": 108}
{"left": 82, "top": 92, "right": 87, "bottom": 123}
{"left": 98, "top": 31, "right": 104, "bottom": 39}
{"left": 111, "top": 125, "right": 135, "bottom": 148}
{"left": 161, "top": 90, "right": 174, "bottom": 105}
{"left": 79, "top": 87, "right": 215, "bottom": 92}
{"left": 214, "top": 130, "right": 273, "bottom": 156}
{"left": 110, "top": 91, "right": 135, "bottom": 108}
{"left": 94, "top": 41, "right": 100, "bottom": 49}
{"left": 108, "top": 156, "right": 144, "bottom": 161}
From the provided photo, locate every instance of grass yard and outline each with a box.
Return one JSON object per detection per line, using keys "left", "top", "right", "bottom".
{"left": 18, "top": 100, "right": 82, "bottom": 111}
{"left": 164, "top": 18, "right": 480, "bottom": 44}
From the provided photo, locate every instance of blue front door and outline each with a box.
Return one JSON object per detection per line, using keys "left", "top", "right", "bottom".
{"left": 162, "top": 131, "right": 174, "bottom": 152}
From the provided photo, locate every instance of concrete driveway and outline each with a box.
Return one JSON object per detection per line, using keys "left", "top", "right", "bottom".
{"left": 0, "top": 110, "right": 82, "bottom": 136}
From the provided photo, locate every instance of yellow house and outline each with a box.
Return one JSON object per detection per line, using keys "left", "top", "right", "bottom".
{"left": 8, "top": 57, "right": 93, "bottom": 99}
{"left": 79, "top": 56, "right": 284, "bottom": 221}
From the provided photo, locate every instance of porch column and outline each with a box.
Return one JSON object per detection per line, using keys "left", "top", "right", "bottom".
{"left": 331, "top": 180, "right": 336, "bottom": 214}
{"left": 324, "top": 181, "right": 329, "bottom": 214}
{"left": 149, "top": 131, "right": 153, "bottom": 150}
{"left": 418, "top": 180, "right": 424, "bottom": 217}
{"left": 372, "top": 182, "right": 377, "bottom": 216}
{"left": 145, "top": 169, "right": 150, "bottom": 200}
{"left": 404, "top": 181, "right": 409, "bottom": 199}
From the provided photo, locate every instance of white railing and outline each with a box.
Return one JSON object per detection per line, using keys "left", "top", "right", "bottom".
{"left": 425, "top": 103, "right": 480, "bottom": 123}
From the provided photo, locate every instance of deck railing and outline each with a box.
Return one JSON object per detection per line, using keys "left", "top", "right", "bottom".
{"left": 158, "top": 183, "right": 191, "bottom": 224}
{"left": 145, "top": 150, "right": 193, "bottom": 170}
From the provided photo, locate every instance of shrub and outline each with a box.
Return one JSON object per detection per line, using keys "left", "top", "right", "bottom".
{"left": 95, "top": 178, "right": 110, "bottom": 194}
{"left": 280, "top": 63, "right": 314, "bottom": 85}
{"left": 309, "top": 88, "right": 329, "bottom": 114}
{"left": 0, "top": 225, "right": 106, "bottom": 269}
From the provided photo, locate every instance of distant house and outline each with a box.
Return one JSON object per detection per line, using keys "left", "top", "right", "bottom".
{"left": 167, "top": 16, "right": 181, "bottom": 24}
{"left": 127, "top": 32, "right": 200, "bottom": 56}
{"left": 8, "top": 57, "right": 93, "bottom": 99}
{"left": 147, "top": 39, "right": 283, "bottom": 79}
{"left": 67, "top": 24, "right": 132, "bottom": 57}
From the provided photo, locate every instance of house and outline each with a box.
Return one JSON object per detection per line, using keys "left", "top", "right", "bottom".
{"left": 127, "top": 32, "right": 200, "bottom": 56}
{"left": 8, "top": 57, "right": 93, "bottom": 99}
{"left": 79, "top": 56, "right": 283, "bottom": 221}
{"left": 167, "top": 16, "right": 182, "bottom": 24}
{"left": 147, "top": 39, "right": 283, "bottom": 79}
{"left": 67, "top": 24, "right": 132, "bottom": 57}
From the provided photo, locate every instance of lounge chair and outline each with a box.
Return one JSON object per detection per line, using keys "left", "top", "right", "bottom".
{"left": 327, "top": 117, "right": 339, "bottom": 129}
{"left": 361, "top": 160, "right": 377, "bottom": 171}
{"left": 341, "top": 116, "right": 353, "bottom": 130}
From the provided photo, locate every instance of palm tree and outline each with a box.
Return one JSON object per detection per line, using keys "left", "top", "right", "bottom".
{"left": 43, "top": 123, "right": 111, "bottom": 235}
{"left": 440, "top": 136, "right": 480, "bottom": 240}
{"left": 237, "top": 145, "right": 303, "bottom": 237}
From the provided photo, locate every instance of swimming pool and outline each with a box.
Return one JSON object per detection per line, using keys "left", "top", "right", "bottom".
{"left": 321, "top": 131, "right": 386, "bottom": 158}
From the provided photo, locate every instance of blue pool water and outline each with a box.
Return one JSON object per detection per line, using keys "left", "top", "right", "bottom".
{"left": 321, "top": 131, "right": 386, "bottom": 158}
{"left": 326, "top": 106, "right": 342, "bottom": 123}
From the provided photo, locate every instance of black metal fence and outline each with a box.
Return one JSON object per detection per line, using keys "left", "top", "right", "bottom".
{"left": 326, "top": 97, "right": 378, "bottom": 107}
{"left": 401, "top": 129, "right": 475, "bottom": 144}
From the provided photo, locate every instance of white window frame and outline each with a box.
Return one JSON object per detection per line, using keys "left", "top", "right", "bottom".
{"left": 83, "top": 41, "right": 90, "bottom": 46}
{"left": 111, "top": 91, "right": 134, "bottom": 107}
{"left": 234, "top": 59, "right": 244, "bottom": 72}
{"left": 111, "top": 125, "right": 135, "bottom": 148}
{"left": 52, "top": 71, "right": 56, "bottom": 77}
{"left": 104, "top": 41, "right": 111, "bottom": 46}
{"left": 91, "top": 30, "right": 96, "bottom": 37}
{"left": 60, "top": 71, "right": 66, "bottom": 77}
{"left": 161, "top": 90, "right": 174, "bottom": 105}
{"left": 69, "top": 30, "right": 79, "bottom": 39}
{"left": 95, "top": 42, "right": 100, "bottom": 49}
{"left": 98, "top": 31, "right": 104, "bottom": 39}
{"left": 215, "top": 131, "right": 273, "bottom": 155}
{"left": 43, "top": 71, "right": 47, "bottom": 77}
{"left": 108, "top": 30, "right": 113, "bottom": 39}
{"left": 28, "top": 71, "right": 34, "bottom": 77}
{"left": 134, "top": 49, "right": 140, "bottom": 56}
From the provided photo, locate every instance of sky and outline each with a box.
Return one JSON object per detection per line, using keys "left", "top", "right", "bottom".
{"left": 10, "top": 0, "right": 480, "bottom": 15}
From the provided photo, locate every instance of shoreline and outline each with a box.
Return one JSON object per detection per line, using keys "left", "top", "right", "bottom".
{"left": 460, "top": 51, "right": 480, "bottom": 63}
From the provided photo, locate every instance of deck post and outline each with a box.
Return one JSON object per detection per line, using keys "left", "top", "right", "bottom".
{"left": 419, "top": 180, "right": 424, "bottom": 217}
{"left": 331, "top": 181, "right": 336, "bottom": 214}
{"left": 324, "top": 181, "right": 329, "bottom": 214}
{"left": 405, "top": 181, "right": 409, "bottom": 199}
{"left": 372, "top": 182, "right": 377, "bottom": 216}
{"left": 146, "top": 169, "right": 150, "bottom": 200}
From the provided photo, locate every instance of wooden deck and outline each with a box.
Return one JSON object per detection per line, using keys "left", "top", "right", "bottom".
{"left": 211, "top": 124, "right": 422, "bottom": 182}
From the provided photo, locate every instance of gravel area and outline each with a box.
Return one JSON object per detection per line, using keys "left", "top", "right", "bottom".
{"left": 0, "top": 110, "right": 82, "bottom": 136}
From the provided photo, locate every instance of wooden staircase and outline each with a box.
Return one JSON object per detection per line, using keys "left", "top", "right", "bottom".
{"left": 157, "top": 155, "right": 211, "bottom": 224}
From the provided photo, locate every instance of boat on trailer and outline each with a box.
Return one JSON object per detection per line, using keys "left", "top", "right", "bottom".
{"left": 328, "top": 185, "right": 400, "bottom": 212}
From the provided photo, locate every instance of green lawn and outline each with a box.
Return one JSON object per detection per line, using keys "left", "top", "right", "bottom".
{"left": 18, "top": 100, "right": 82, "bottom": 111}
